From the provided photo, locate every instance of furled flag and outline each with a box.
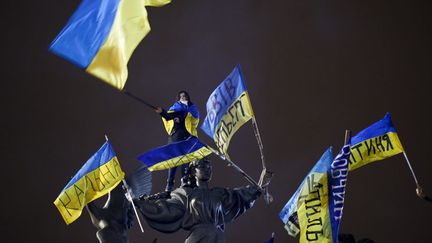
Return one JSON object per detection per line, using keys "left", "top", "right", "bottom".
{"left": 280, "top": 142, "right": 351, "bottom": 243}
{"left": 54, "top": 140, "right": 125, "bottom": 225}
{"left": 137, "top": 136, "right": 212, "bottom": 171}
{"left": 201, "top": 64, "right": 254, "bottom": 157}
{"left": 264, "top": 232, "right": 275, "bottom": 243}
{"left": 49, "top": 0, "right": 171, "bottom": 90}
{"left": 349, "top": 113, "right": 404, "bottom": 171}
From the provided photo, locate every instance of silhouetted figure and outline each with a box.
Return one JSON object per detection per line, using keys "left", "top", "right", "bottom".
{"left": 86, "top": 184, "right": 134, "bottom": 243}
{"left": 339, "top": 233, "right": 375, "bottom": 243}
{"left": 155, "top": 90, "right": 200, "bottom": 192}
{"left": 86, "top": 166, "right": 152, "bottom": 243}
{"left": 135, "top": 158, "right": 262, "bottom": 243}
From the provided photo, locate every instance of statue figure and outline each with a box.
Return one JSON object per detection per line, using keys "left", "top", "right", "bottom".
{"left": 135, "top": 157, "right": 263, "bottom": 243}
{"left": 86, "top": 183, "right": 134, "bottom": 243}
{"left": 86, "top": 166, "right": 152, "bottom": 243}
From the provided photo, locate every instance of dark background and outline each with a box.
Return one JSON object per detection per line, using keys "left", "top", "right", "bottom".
{"left": 2, "top": 0, "right": 432, "bottom": 242}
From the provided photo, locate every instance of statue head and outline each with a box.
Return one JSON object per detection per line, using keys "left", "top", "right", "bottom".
{"left": 191, "top": 158, "right": 212, "bottom": 182}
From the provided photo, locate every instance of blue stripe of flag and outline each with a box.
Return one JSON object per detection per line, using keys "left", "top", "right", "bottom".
{"left": 63, "top": 141, "right": 116, "bottom": 191}
{"left": 351, "top": 113, "right": 396, "bottom": 145}
{"left": 49, "top": 0, "right": 121, "bottom": 68}
{"left": 137, "top": 137, "right": 205, "bottom": 168}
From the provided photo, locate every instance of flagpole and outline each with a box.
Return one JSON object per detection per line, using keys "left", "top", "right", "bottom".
{"left": 122, "top": 179, "right": 145, "bottom": 233}
{"left": 106, "top": 135, "right": 145, "bottom": 232}
{"left": 251, "top": 117, "right": 267, "bottom": 170}
{"left": 402, "top": 151, "right": 419, "bottom": 186}
{"left": 205, "top": 145, "right": 261, "bottom": 190}
{"left": 123, "top": 90, "right": 157, "bottom": 110}
{"left": 344, "top": 130, "right": 351, "bottom": 145}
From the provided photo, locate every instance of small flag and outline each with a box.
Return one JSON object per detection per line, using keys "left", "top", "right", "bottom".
{"left": 201, "top": 64, "right": 254, "bottom": 157}
{"left": 349, "top": 113, "right": 404, "bottom": 171}
{"left": 54, "top": 140, "right": 125, "bottom": 224}
{"left": 137, "top": 136, "right": 212, "bottom": 171}
{"left": 49, "top": 0, "right": 171, "bottom": 90}
{"left": 264, "top": 232, "right": 275, "bottom": 243}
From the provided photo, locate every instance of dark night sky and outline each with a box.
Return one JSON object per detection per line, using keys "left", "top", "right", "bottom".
{"left": 2, "top": 0, "right": 432, "bottom": 242}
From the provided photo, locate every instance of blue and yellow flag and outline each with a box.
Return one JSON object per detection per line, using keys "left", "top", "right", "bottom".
{"left": 49, "top": 0, "right": 171, "bottom": 90}
{"left": 54, "top": 141, "right": 125, "bottom": 225}
{"left": 280, "top": 143, "right": 351, "bottom": 243}
{"left": 137, "top": 136, "right": 212, "bottom": 171}
{"left": 349, "top": 113, "right": 404, "bottom": 171}
{"left": 201, "top": 64, "right": 254, "bottom": 156}
{"left": 162, "top": 101, "right": 200, "bottom": 137}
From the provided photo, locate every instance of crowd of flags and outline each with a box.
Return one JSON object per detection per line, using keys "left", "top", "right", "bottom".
{"left": 50, "top": 1, "right": 419, "bottom": 242}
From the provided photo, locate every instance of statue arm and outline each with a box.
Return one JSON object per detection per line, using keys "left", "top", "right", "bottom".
{"left": 221, "top": 185, "right": 261, "bottom": 223}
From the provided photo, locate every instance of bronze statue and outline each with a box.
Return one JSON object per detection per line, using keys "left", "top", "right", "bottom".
{"left": 86, "top": 166, "right": 152, "bottom": 243}
{"left": 135, "top": 158, "right": 263, "bottom": 243}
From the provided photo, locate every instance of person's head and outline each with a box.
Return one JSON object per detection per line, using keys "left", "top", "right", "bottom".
{"left": 191, "top": 158, "right": 212, "bottom": 181}
{"left": 177, "top": 91, "right": 190, "bottom": 104}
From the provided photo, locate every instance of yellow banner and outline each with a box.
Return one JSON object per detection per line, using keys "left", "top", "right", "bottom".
{"left": 297, "top": 172, "right": 333, "bottom": 243}
{"left": 54, "top": 157, "right": 124, "bottom": 224}
{"left": 213, "top": 91, "right": 254, "bottom": 156}
{"left": 349, "top": 132, "right": 403, "bottom": 171}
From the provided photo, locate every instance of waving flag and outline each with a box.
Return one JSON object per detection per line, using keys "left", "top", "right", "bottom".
{"left": 137, "top": 136, "right": 212, "bottom": 171}
{"left": 349, "top": 113, "right": 404, "bottom": 171}
{"left": 201, "top": 64, "right": 254, "bottom": 156}
{"left": 280, "top": 142, "right": 351, "bottom": 243}
{"left": 49, "top": 0, "right": 171, "bottom": 90}
{"left": 54, "top": 140, "right": 125, "bottom": 224}
{"left": 279, "top": 148, "right": 334, "bottom": 237}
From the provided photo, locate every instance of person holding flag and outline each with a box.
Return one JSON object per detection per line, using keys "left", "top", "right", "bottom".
{"left": 154, "top": 90, "right": 200, "bottom": 192}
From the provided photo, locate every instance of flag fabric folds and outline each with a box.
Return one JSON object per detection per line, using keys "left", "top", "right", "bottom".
{"left": 54, "top": 141, "right": 125, "bottom": 225}
{"left": 279, "top": 148, "right": 334, "bottom": 237}
{"left": 49, "top": 0, "right": 171, "bottom": 90}
{"left": 137, "top": 136, "right": 212, "bottom": 171}
{"left": 162, "top": 101, "right": 200, "bottom": 137}
{"left": 201, "top": 64, "right": 254, "bottom": 156}
{"left": 280, "top": 143, "right": 351, "bottom": 243}
{"left": 349, "top": 113, "right": 404, "bottom": 171}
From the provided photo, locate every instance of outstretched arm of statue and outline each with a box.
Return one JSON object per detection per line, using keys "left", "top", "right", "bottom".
{"left": 220, "top": 185, "right": 262, "bottom": 223}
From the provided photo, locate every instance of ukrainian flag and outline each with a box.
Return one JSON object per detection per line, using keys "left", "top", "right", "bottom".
{"left": 137, "top": 137, "right": 212, "bottom": 171}
{"left": 54, "top": 141, "right": 125, "bottom": 225}
{"left": 349, "top": 113, "right": 404, "bottom": 171}
{"left": 280, "top": 143, "right": 351, "bottom": 243}
{"left": 201, "top": 64, "right": 254, "bottom": 157}
{"left": 279, "top": 148, "right": 334, "bottom": 237}
{"left": 49, "top": 0, "right": 171, "bottom": 90}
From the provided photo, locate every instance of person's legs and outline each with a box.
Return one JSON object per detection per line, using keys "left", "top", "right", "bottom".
{"left": 166, "top": 166, "right": 178, "bottom": 191}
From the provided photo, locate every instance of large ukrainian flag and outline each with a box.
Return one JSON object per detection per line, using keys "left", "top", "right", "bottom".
{"left": 349, "top": 113, "right": 404, "bottom": 171}
{"left": 137, "top": 137, "right": 212, "bottom": 171}
{"left": 49, "top": 0, "right": 171, "bottom": 90}
{"left": 54, "top": 141, "right": 125, "bottom": 225}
